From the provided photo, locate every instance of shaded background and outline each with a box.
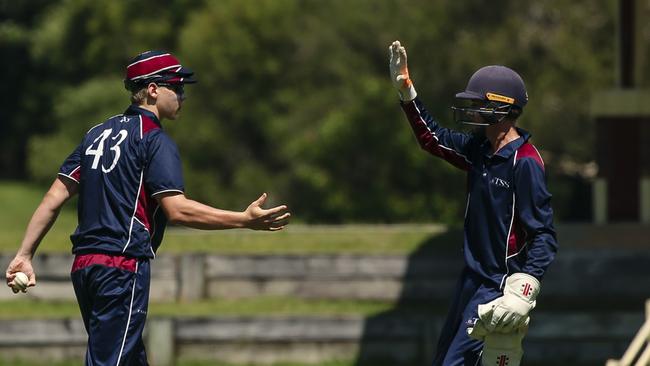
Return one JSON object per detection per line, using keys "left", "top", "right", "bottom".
{"left": 0, "top": 0, "right": 619, "bottom": 223}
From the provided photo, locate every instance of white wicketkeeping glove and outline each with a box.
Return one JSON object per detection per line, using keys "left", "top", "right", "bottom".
{"left": 467, "top": 316, "right": 530, "bottom": 341}
{"left": 466, "top": 317, "right": 490, "bottom": 341}
{"left": 478, "top": 273, "right": 540, "bottom": 333}
{"left": 388, "top": 40, "right": 417, "bottom": 101}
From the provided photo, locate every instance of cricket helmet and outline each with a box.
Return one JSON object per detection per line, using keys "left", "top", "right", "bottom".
{"left": 124, "top": 50, "right": 197, "bottom": 91}
{"left": 451, "top": 65, "right": 527, "bottom": 126}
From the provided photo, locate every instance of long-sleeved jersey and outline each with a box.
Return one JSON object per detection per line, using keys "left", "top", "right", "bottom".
{"left": 401, "top": 98, "right": 557, "bottom": 289}
{"left": 58, "top": 105, "right": 184, "bottom": 259}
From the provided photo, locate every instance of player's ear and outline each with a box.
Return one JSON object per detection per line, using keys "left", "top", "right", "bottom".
{"left": 143, "top": 83, "right": 160, "bottom": 105}
{"left": 147, "top": 83, "right": 160, "bottom": 99}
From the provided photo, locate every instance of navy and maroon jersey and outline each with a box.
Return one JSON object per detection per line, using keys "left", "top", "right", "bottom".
{"left": 401, "top": 98, "right": 557, "bottom": 289}
{"left": 59, "top": 105, "right": 184, "bottom": 259}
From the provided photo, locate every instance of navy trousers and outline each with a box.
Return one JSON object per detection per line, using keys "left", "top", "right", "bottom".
{"left": 432, "top": 268, "right": 502, "bottom": 366}
{"left": 71, "top": 254, "right": 151, "bottom": 366}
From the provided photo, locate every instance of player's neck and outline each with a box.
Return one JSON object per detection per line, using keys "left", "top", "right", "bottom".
{"left": 486, "top": 122, "right": 520, "bottom": 154}
{"left": 137, "top": 103, "right": 161, "bottom": 120}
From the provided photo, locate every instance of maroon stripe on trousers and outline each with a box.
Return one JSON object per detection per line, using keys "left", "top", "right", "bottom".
{"left": 71, "top": 253, "right": 137, "bottom": 273}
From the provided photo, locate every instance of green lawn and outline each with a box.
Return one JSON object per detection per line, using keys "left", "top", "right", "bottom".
{"left": 0, "top": 297, "right": 416, "bottom": 319}
{"left": 1, "top": 180, "right": 449, "bottom": 254}
{"left": 0, "top": 357, "right": 575, "bottom": 366}
{"left": 177, "top": 362, "right": 354, "bottom": 366}
{"left": 161, "top": 224, "right": 447, "bottom": 254}
{"left": 1, "top": 181, "right": 79, "bottom": 253}
{"left": 1, "top": 182, "right": 446, "bottom": 366}
{"left": 0, "top": 360, "right": 356, "bottom": 366}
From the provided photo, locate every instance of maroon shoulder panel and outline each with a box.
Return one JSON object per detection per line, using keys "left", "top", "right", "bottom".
{"left": 516, "top": 142, "right": 544, "bottom": 170}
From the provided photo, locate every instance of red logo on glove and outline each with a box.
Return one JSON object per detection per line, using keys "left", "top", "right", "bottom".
{"left": 521, "top": 282, "right": 533, "bottom": 297}
{"left": 497, "top": 354, "right": 509, "bottom": 366}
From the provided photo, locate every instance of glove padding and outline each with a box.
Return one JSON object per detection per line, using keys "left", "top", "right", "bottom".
{"left": 388, "top": 40, "right": 417, "bottom": 101}
{"left": 467, "top": 316, "right": 530, "bottom": 341}
{"left": 469, "top": 319, "right": 528, "bottom": 366}
{"left": 478, "top": 273, "right": 540, "bottom": 333}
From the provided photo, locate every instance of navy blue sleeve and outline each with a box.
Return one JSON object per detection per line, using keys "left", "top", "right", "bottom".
{"left": 144, "top": 130, "right": 185, "bottom": 196}
{"left": 58, "top": 143, "right": 83, "bottom": 183}
{"left": 400, "top": 98, "right": 473, "bottom": 171}
{"left": 514, "top": 157, "right": 558, "bottom": 280}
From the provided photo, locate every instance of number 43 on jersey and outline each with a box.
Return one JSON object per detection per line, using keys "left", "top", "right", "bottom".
{"left": 85, "top": 128, "right": 128, "bottom": 173}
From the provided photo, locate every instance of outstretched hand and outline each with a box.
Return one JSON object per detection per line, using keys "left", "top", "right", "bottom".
{"left": 244, "top": 193, "right": 291, "bottom": 231}
{"left": 6, "top": 255, "right": 36, "bottom": 293}
{"left": 389, "top": 40, "right": 417, "bottom": 101}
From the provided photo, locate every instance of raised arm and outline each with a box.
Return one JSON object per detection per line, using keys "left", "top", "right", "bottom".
{"left": 156, "top": 192, "right": 290, "bottom": 231}
{"left": 6, "top": 177, "right": 78, "bottom": 292}
{"left": 389, "top": 40, "right": 473, "bottom": 171}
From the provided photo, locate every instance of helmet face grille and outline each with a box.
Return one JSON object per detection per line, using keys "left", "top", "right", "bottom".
{"left": 451, "top": 101, "right": 514, "bottom": 126}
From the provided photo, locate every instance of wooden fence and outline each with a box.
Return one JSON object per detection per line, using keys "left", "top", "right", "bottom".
{"left": 0, "top": 245, "right": 649, "bottom": 365}
{"left": 1, "top": 247, "right": 649, "bottom": 306}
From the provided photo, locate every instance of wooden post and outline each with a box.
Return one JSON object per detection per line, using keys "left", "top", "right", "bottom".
{"left": 179, "top": 254, "right": 206, "bottom": 302}
{"left": 146, "top": 318, "right": 175, "bottom": 366}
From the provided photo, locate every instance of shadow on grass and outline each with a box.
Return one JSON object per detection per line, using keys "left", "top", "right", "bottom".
{"left": 353, "top": 228, "right": 464, "bottom": 366}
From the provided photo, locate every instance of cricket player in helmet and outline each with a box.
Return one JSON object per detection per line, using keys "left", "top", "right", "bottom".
{"left": 389, "top": 40, "right": 557, "bottom": 366}
{"left": 451, "top": 65, "right": 527, "bottom": 126}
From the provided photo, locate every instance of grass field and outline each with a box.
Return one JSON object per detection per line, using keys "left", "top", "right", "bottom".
{"left": 0, "top": 180, "right": 448, "bottom": 254}
{"left": 0, "top": 297, "right": 409, "bottom": 319}
{"left": 0, "top": 181, "right": 441, "bottom": 366}
{"left": 0, "top": 360, "right": 355, "bottom": 366}
{"left": 0, "top": 355, "right": 583, "bottom": 366}
{"left": 1, "top": 181, "right": 79, "bottom": 253}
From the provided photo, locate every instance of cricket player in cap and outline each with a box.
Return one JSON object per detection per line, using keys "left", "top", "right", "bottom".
{"left": 389, "top": 41, "right": 558, "bottom": 365}
{"left": 6, "top": 50, "right": 290, "bottom": 365}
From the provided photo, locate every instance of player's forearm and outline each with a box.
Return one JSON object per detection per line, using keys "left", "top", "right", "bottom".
{"left": 17, "top": 178, "right": 76, "bottom": 259}
{"left": 165, "top": 197, "right": 247, "bottom": 230}
{"left": 17, "top": 193, "right": 65, "bottom": 259}
{"left": 401, "top": 98, "right": 439, "bottom": 150}
{"left": 514, "top": 159, "right": 558, "bottom": 279}
{"left": 401, "top": 99, "right": 472, "bottom": 170}
{"left": 522, "top": 230, "right": 558, "bottom": 279}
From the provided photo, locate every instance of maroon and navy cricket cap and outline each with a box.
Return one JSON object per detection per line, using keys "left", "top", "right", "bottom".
{"left": 124, "top": 50, "right": 197, "bottom": 91}
{"left": 455, "top": 65, "right": 528, "bottom": 108}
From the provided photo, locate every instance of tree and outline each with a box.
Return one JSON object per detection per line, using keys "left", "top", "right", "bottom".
{"left": 6, "top": 0, "right": 616, "bottom": 222}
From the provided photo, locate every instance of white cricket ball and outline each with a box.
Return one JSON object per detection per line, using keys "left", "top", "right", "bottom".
{"left": 13, "top": 272, "right": 29, "bottom": 292}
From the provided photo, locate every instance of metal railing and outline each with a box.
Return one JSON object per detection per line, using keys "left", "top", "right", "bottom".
{"left": 607, "top": 300, "right": 650, "bottom": 366}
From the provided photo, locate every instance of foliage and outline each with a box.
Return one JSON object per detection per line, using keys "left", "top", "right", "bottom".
{"left": 1, "top": 0, "right": 616, "bottom": 223}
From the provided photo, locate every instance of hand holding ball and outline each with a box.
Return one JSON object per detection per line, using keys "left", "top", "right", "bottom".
{"left": 11, "top": 272, "right": 29, "bottom": 293}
